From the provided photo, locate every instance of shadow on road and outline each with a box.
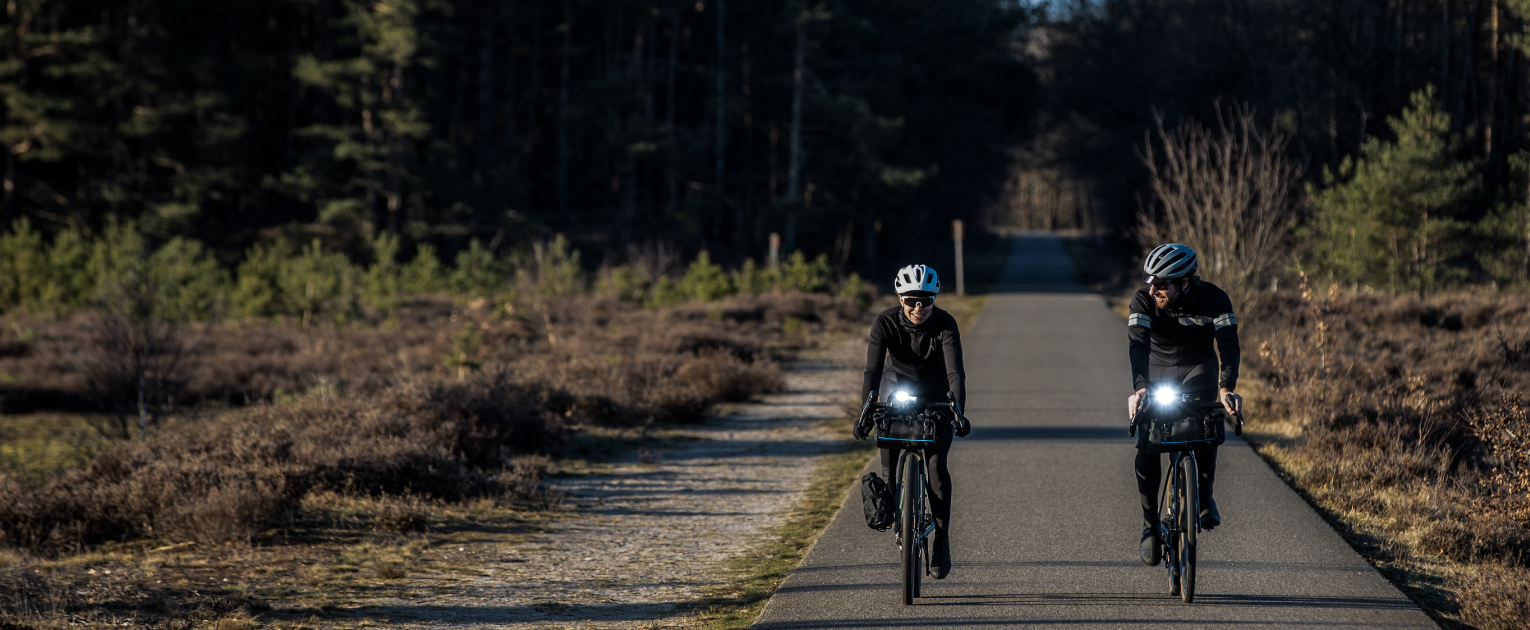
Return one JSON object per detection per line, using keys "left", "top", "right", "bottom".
{"left": 966, "top": 425, "right": 1132, "bottom": 442}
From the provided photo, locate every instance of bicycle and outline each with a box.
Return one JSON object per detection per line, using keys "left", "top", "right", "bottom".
{"left": 857, "top": 389, "right": 962, "bottom": 605}
{"left": 1131, "top": 387, "right": 1244, "bottom": 603}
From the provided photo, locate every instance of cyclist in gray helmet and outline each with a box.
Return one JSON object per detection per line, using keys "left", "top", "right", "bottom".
{"left": 1127, "top": 243, "right": 1243, "bottom": 566}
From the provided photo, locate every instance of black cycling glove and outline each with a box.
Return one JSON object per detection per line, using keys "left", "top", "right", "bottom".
{"left": 853, "top": 417, "right": 872, "bottom": 440}
{"left": 954, "top": 416, "right": 971, "bottom": 438}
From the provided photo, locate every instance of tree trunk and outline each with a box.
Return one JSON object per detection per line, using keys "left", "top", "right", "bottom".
{"left": 665, "top": 10, "right": 679, "bottom": 215}
{"left": 557, "top": 0, "right": 572, "bottom": 215}
{"left": 477, "top": 7, "right": 496, "bottom": 183}
{"left": 785, "top": 22, "right": 806, "bottom": 254}
{"left": 714, "top": 0, "right": 726, "bottom": 242}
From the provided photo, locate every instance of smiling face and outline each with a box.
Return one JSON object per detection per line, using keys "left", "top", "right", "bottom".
{"left": 1148, "top": 277, "right": 1188, "bottom": 308}
{"left": 900, "top": 294, "right": 934, "bottom": 324}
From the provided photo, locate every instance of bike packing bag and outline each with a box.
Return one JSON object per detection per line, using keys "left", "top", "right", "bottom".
{"left": 1142, "top": 406, "right": 1225, "bottom": 453}
{"left": 860, "top": 472, "right": 894, "bottom": 531}
{"left": 874, "top": 412, "right": 939, "bottom": 450}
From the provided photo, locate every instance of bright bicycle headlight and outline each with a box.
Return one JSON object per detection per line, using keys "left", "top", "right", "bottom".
{"left": 1152, "top": 386, "right": 1179, "bottom": 407}
{"left": 893, "top": 390, "right": 915, "bottom": 406}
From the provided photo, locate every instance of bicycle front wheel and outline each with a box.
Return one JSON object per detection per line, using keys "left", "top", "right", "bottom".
{"left": 900, "top": 450, "right": 922, "bottom": 605}
{"left": 1178, "top": 453, "right": 1199, "bottom": 603}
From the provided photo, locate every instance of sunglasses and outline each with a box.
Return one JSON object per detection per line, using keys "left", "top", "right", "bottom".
{"left": 900, "top": 296, "right": 935, "bottom": 308}
{"left": 1146, "top": 278, "right": 1179, "bottom": 291}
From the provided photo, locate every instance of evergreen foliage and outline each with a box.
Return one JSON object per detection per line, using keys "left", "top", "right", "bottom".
{"left": 1307, "top": 88, "right": 1477, "bottom": 295}
{"left": 0, "top": 0, "right": 1030, "bottom": 273}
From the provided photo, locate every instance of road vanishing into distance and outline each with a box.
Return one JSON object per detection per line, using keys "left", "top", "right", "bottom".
{"left": 752, "top": 234, "right": 1438, "bottom": 629}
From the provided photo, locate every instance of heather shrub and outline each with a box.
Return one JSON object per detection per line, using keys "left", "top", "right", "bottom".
{"left": 1243, "top": 284, "right": 1530, "bottom": 624}
{"left": 0, "top": 376, "right": 554, "bottom": 553}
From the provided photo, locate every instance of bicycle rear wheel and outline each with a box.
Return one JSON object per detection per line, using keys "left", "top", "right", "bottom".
{"left": 1178, "top": 454, "right": 1199, "bottom": 603}
{"left": 900, "top": 450, "right": 922, "bottom": 605}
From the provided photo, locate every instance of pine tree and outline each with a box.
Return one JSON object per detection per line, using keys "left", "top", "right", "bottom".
{"left": 1307, "top": 87, "right": 1477, "bottom": 295}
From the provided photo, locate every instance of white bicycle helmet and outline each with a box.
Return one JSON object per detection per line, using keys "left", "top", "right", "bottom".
{"left": 893, "top": 264, "right": 941, "bottom": 295}
{"left": 1143, "top": 243, "right": 1198, "bottom": 280}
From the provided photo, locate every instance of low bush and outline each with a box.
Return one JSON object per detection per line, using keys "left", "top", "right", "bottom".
{"left": 0, "top": 286, "right": 858, "bottom": 555}
{"left": 1243, "top": 282, "right": 1530, "bottom": 624}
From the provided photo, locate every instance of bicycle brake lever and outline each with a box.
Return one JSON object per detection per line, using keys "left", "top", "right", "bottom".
{"left": 1233, "top": 410, "right": 1245, "bottom": 437}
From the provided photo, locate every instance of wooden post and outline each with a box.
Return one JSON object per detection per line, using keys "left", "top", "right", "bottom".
{"left": 953, "top": 220, "right": 966, "bottom": 296}
{"left": 768, "top": 232, "right": 781, "bottom": 270}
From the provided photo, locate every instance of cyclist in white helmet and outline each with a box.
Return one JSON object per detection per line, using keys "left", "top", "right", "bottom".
{"left": 853, "top": 264, "right": 971, "bottom": 579}
{"left": 1127, "top": 243, "right": 1243, "bottom": 566}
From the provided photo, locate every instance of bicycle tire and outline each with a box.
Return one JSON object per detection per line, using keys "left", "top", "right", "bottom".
{"left": 1161, "top": 454, "right": 1180, "bottom": 597}
{"left": 1179, "top": 454, "right": 1199, "bottom": 604}
{"left": 900, "top": 451, "right": 920, "bottom": 606}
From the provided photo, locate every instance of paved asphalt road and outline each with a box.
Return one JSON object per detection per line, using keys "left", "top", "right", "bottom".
{"left": 752, "top": 234, "right": 1437, "bottom": 629}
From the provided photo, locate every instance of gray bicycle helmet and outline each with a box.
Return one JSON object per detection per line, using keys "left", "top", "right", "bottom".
{"left": 1143, "top": 243, "right": 1198, "bottom": 280}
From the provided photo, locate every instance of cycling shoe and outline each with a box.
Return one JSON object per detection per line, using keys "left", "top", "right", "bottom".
{"left": 1200, "top": 498, "right": 1221, "bottom": 531}
{"left": 1140, "top": 523, "right": 1161, "bottom": 566}
{"left": 933, "top": 528, "right": 952, "bottom": 579}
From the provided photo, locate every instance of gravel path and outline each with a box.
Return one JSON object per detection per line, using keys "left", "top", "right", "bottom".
{"left": 379, "top": 343, "right": 858, "bottom": 629}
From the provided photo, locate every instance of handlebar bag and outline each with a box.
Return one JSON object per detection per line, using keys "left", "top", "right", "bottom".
{"left": 1142, "top": 407, "right": 1226, "bottom": 453}
{"left": 875, "top": 411, "right": 940, "bottom": 450}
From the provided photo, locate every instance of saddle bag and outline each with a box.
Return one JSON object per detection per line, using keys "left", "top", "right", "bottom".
{"left": 874, "top": 413, "right": 939, "bottom": 450}
{"left": 860, "top": 472, "right": 894, "bottom": 531}
{"left": 1142, "top": 408, "right": 1226, "bottom": 453}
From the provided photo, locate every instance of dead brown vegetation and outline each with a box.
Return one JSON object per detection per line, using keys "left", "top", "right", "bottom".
{"left": 1243, "top": 283, "right": 1530, "bottom": 627}
{"left": 0, "top": 290, "right": 857, "bottom": 559}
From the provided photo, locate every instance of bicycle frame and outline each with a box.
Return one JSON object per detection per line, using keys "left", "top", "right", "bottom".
{"left": 859, "top": 392, "right": 956, "bottom": 605}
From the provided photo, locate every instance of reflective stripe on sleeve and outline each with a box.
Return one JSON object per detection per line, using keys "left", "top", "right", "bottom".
{"left": 1128, "top": 313, "right": 1151, "bottom": 328}
{"left": 1214, "top": 313, "right": 1237, "bottom": 329}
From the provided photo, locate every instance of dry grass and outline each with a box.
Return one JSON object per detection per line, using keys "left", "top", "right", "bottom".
{"left": 1242, "top": 282, "right": 1530, "bottom": 628}
{"left": 0, "top": 288, "right": 867, "bottom": 627}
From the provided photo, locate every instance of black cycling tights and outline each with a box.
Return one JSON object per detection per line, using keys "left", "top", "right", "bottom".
{"left": 1136, "top": 360, "right": 1220, "bottom": 526}
{"left": 878, "top": 372, "right": 954, "bottom": 532}
{"left": 1135, "top": 447, "right": 1217, "bottom": 526}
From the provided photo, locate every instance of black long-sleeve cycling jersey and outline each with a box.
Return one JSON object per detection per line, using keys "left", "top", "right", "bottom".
{"left": 862, "top": 306, "right": 966, "bottom": 408}
{"left": 1127, "top": 279, "right": 1240, "bottom": 393}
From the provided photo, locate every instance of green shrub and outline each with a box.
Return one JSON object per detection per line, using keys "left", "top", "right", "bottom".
{"left": 363, "top": 232, "right": 403, "bottom": 316}
{"left": 531, "top": 234, "right": 583, "bottom": 298}
{"left": 450, "top": 239, "right": 506, "bottom": 297}
{"left": 149, "top": 238, "right": 229, "bottom": 322}
{"left": 279, "top": 239, "right": 357, "bottom": 328}
{"left": 599, "top": 264, "right": 651, "bottom": 303}
{"left": 0, "top": 218, "right": 51, "bottom": 314}
{"left": 779, "top": 251, "right": 832, "bottom": 293}
{"left": 87, "top": 218, "right": 151, "bottom": 315}
{"left": 680, "top": 251, "right": 735, "bottom": 301}
{"left": 838, "top": 272, "right": 873, "bottom": 310}
{"left": 231, "top": 238, "right": 293, "bottom": 319}
{"left": 647, "top": 276, "right": 687, "bottom": 308}
{"left": 44, "top": 226, "right": 92, "bottom": 313}
{"left": 402, "top": 242, "right": 444, "bottom": 294}
{"left": 444, "top": 322, "right": 484, "bottom": 379}
{"left": 732, "top": 258, "right": 778, "bottom": 295}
